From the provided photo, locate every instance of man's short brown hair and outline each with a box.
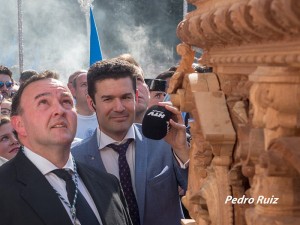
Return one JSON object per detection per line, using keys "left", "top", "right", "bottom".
{"left": 0, "top": 65, "right": 12, "bottom": 78}
{"left": 87, "top": 58, "right": 138, "bottom": 103}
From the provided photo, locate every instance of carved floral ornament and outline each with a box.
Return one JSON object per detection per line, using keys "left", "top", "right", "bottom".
{"left": 178, "top": 0, "right": 300, "bottom": 50}
{"left": 249, "top": 66, "right": 300, "bottom": 148}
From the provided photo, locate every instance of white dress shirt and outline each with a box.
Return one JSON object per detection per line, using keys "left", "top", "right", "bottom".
{"left": 0, "top": 156, "right": 8, "bottom": 166}
{"left": 97, "top": 126, "right": 137, "bottom": 194}
{"left": 23, "top": 147, "right": 102, "bottom": 225}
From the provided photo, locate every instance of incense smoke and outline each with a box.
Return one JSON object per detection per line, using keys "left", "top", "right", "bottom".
{"left": 0, "top": 0, "right": 182, "bottom": 82}
{"left": 97, "top": 0, "right": 182, "bottom": 77}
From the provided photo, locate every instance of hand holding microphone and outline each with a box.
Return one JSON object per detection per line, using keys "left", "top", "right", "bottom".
{"left": 142, "top": 103, "right": 190, "bottom": 163}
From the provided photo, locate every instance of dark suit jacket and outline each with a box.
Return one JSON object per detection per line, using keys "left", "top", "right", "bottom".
{"left": 72, "top": 124, "right": 188, "bottom": 225}
{"left": 0, "top": 150, "right": 132, "bottom": 225}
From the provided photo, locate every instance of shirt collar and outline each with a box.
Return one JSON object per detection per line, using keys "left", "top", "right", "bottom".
{"left": 97, "top": 126, "right": 135, "bottom": 150}
{"left": 22, "top": 146, "right": 74, "bottom": 175}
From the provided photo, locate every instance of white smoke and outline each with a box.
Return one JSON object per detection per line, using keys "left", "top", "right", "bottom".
{"left": 0, "top": 0, "right": 88, "bottom": 83}
{"left": 118, "top": 23, "right": 175, "bottom": 78}
{"left": 93, "top": 0, "right": 179, "bottom": 78}
{"left": 0, "top": 0, "right": 180, "bottom": 83}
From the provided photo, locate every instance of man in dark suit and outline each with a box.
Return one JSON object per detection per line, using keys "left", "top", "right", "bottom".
{"left": 72, "top": 59, "right": 190, "bottom": 225}
{"left": 0, "top": 73, "right": 132, "bottom": 225}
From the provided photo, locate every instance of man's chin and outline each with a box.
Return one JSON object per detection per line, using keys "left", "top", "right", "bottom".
{"left": 111, "top": 117, "right": 130, "bottom": 123}
{"left": 112, "top": 121, "right": 131, "bottom": 129}
{"left": 52, "top": 135, "right": 74, "bottom": 145}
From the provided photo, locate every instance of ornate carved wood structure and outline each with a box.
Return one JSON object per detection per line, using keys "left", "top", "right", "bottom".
{"left": 169, "top": 0, "right": 300, "bottom": 224}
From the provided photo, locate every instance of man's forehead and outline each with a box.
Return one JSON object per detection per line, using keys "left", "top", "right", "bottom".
{"left": 77, "top": 73, "right": 87, "bottom": 81}
{"left": 25, "top": 79, "right": 71, "bottom": 96}
{"left": 0, "top": 74, "right": 11, "bottom": 79}
{"left": 78, "top": 72, "right": 87, "bottom": 77}
{"left": 96, "top": 78, "right": 134, "bottom": 93}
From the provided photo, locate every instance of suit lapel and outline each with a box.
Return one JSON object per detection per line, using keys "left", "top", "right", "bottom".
{"left": 77, "top": 163, "right": 118, "bottom": 225}
{"left": 83, "top": 126, "right": 148, "bottom": 223}
{"left": 133, "top": 125, "right": 148, "bottom": 223}
{"left": 15, "top": 151, "right": 73, "bottom": 225}
{"left": 85, "top": 130, "right": 107, "bottom": 171}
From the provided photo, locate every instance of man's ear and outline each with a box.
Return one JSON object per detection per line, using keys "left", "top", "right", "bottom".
{"left": 11, "top": 116, "right": 27, "bottom": 137}
{"left": 86, "top": 95, "right": 96, "bottom": 112}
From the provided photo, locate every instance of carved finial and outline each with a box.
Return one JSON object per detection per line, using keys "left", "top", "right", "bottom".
{"left": 168, "top": 43, "right": 195, "bottom": 93}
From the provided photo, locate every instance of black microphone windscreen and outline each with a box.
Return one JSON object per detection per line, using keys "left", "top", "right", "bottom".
{"left": 142, "top": 105, "right": 172, "bottom": 140}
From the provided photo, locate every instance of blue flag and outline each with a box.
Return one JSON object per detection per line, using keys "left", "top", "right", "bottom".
{"left": 90, "top": 7, "right": 103, "bottom": 66}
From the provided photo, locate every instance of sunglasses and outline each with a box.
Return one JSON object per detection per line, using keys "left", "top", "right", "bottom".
{"left": 0, "top": 81, "right": 13, "bottom": 89}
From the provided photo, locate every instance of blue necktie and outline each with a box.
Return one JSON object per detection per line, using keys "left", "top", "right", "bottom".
{"left": 107, "top": 139, "right": 140, "bottom": 225}
{"left": 52, "top": 169, "right": 100, "bottom": 225}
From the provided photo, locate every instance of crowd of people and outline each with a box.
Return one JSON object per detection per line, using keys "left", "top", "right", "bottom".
{"left": 0, "top": 55, "right": 209, "bottom": 224}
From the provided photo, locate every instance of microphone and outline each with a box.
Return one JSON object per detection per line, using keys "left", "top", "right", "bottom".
{"left": 142, "top": 105, "right": 173, "bottom": 140}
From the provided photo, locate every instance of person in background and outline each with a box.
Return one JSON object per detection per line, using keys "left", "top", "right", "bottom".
{"left": 0, "top": 65, "right": 15, "bottom": 99}
{"left": 68, "top": 70, "right": 86, "bottom": 99}
{"left": 19, "top": 69, "right": 38, "bottom": 85}
{"left": 72, "top": 71, "right": 98, "bottom": 139}
{"left": 72, "top": 58, "right": 189, "bottom": 225}
{"left": 1, "top": 98, "right": 12, "bottom": 116}
{"left": 155, "top": 70, "right": 175, "bottom": 96}
{"left": 144, "top": 79, "right": 167, "bottom": 108}
{"left": 0, "top": 117, "right": 20, "bottom": 166}
{"left": 0, "top": 73, "right": 132, "bottom": 225}
{"left": 8, "top": 82, "right": 19, "bottom": 99}
{"left": 39, "top": 70, "right": 60, "bottom": 80}
{"left": 115, "top": 54, "right": 150, "bottom": 124}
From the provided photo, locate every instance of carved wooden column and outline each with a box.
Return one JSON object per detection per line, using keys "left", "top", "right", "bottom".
{"left": 246, "top": 67, "right": 300, "bottom": 225}
{"left": 170, "top": 69, "right": 236, "bottom": 225}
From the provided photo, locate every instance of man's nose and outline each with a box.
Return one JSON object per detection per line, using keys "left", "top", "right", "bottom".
{"left": 53, "top": 102, "right": 66, "bottom": 116}
{"left": 114, "top": 99, "right": 125, "bottom": 112}
{"left": 9, "top": 135, "right": 19, "bottom": 146}
{"left": 0, "top": 84, "right": 8, "bottom": 91}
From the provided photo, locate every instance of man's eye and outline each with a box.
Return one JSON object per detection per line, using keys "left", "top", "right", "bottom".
{"left": 0, "top": 136, "right": 9, "bottom": 142}
{"left": 63, "top": 99, "right": 73, "bottom": 105}
{"left": 124, "top": 95, "right": 132, "bottom": 100}
{"left": 154, "top": 94, "right": 161, "bottom": 99}
{"left": 38, "top": 99, "right": 48, "bottom": 105}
